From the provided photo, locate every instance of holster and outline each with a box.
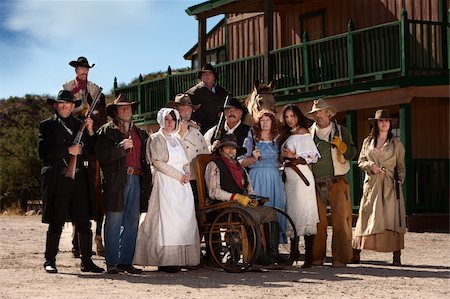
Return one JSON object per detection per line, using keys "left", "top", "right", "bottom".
{"left": 285, "top": 158, "right": 309, "bottom": 186}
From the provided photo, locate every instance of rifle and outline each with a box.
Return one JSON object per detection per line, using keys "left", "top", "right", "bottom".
{"left": 65, "top": 87, "right": 103, "bottom": 179}
{"left": 250, "top": 128, "right": 261, "bottom": 160}
{"left": 213, "top": 95, "right": 230, "bottom": 141}
{"left": 394, "top": 167, "right": 402, "bottom": 227}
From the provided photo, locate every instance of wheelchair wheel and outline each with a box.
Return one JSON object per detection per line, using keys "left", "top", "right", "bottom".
{"left": 208, "top": 208, "right": 261, "bottom": 273}
{"left": 268, "top": 207, "right": 299, "bottom": 266}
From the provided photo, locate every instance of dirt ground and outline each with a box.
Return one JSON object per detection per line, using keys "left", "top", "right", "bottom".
{"left": 0, "top": 215, "right": 449, "bottom": 299}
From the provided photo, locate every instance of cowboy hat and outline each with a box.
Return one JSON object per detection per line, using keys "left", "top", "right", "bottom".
{"left": 222, "top": 97, "right": 244, "bottom": 111}
{"left": 47, "top": 90, "right": 82, "bottom": 108}
{"left": 198, "top": 63, "right": 218, "bottom": 79}
{"left": 368, "top": 109, "right": 397, "bottom": 124}
{"left": 69, "top": 56, "right": 95, "bottom": 68}
{"left": 213, "top": 133, "right": 246, "bottom": 156}
{"left": 106, "top": 93, "right": 139, "bottom": 118}
{"left": 165, "top": 93, "right": 201, "bottom": 111}
{"left": 305, "top": 98, "right": 337, "bottom": 120}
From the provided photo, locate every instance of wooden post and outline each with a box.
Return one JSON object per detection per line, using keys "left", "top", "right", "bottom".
{"left": 137, "top": 74, "right": 143, "bottom": 114}
{"left": 345, "top": 110, "right": 359, "bottom": 211}
{"left": 400, "top": 9, "right": 409, "bottom": 76}
{"left": 302, "top": 31, "right": 310, "bottom": 90}
{"left": 347, "top": 19, "right": 355, "bottom": 83}
{"left": 263, "top": 0, "right": 273, "bottom": 83}
{"left": 399, "top": 103, "right": 413, "bottom": 214}
{"left": 198, "top": 17, "right": 207, "bottom": 70}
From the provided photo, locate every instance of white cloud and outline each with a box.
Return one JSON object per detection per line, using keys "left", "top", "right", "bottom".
{"left": 5, "top": 0, "right": 157, "bottom": 41}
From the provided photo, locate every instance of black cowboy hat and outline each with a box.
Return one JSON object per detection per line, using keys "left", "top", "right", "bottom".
{"left": 69, "top": 56, "right": 95, "bottom": 68}
{"left": 214, "top": 133, "right": 247, "bottom": 156}
{"left": 222, "top": 97, "right": 244, "bottom": 111}
{"left": 165, "top": 93, "right": 201, "bottom": 111}
{"left": 106, "top": 93, "right": 139, "bottom": 118}
{"left": 47, "top": 90, "right": 82, "bottom": 108}
{"left": 198, "top": 63, "right": 218, "bottom": 79}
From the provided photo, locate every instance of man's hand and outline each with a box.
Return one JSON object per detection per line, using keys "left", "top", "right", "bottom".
{"left": 233, "top": 194, "right": 252, "bottom": 207}
{"left": 84, "top": 117, "right": 94, "bottom": 136}
{"left": 68, "top": 144, "right": 82, "bottom": 156}
{"left": 120, "top": 138, "right": 133, "bottom": 150}
{"left": 331, "top": 136, "right": 348, "bottom": 154}
{"left": 211, "top": 140, "right": 220, "bottom": 152}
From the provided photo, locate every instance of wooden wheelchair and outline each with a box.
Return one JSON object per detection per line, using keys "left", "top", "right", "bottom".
{"left": 195, "top": 154, "right": 299, "bottom": 273}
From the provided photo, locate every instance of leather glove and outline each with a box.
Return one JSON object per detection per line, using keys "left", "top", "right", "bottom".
{"left": 233, "top": 194, "right": 252, "bottom": 207}
{"left": 331, "top": 136, "right": 348, "bottom": 154}
{"left": 248, "top": 200, "right": 258, "bottom": 208}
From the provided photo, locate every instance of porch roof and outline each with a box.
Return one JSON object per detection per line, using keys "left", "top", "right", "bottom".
{"left": 186, "top": 0, "right": 307, "bottom": 18}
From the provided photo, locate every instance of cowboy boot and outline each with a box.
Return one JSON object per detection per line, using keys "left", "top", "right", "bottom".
{"left": 301, "top": 235, "right": 314, "bottom": 268}
{"left": 393, "top": 250, "right": 401, "bottom": 266}
{"left": 350, "top": 249, "right": 361, "bottom": 264}
{"left": 94, "top": 235, "right": 105, "bottom": 257}
{"left": 44, "top": 231, "right": 61, "bottom": 273}
{"left": 269, "top": 222, "right": 281, "bottom": 262}
{"left": 78, "top": 232, "right": 104, "bottom": 273}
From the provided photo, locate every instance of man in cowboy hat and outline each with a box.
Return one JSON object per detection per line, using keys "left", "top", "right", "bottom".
{"left": 95, "top": 93, "right": 151, "bottom": 274}
{"left": 305, "top": 98, "right": 357, "bottom": 267}
{"left": 204, "top": 133, "right": 279, "bottom": 264}
{"left": 186, "top": 63, "right": 231, "bottom": 134}
{"left": 63, "top": 56, "right": 104, "bottom": 117}
{"left": 165, "top": 93, "right": 209, "bottom": 211}
{"left": 38, "top": 90, "right": 104, "bottom": 274}
{"left": 203, "top": 97, "right": 250, "bottom": 151}
{"left": 63, "top": 56, "right": 107, "bottom": 258}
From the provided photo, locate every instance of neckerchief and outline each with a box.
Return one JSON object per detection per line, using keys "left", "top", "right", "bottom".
{"left": 71, "top": 77, "right": 87, "bottom": 96}
{"left": 219, "top": 156, "right": 244, "bottom": 189}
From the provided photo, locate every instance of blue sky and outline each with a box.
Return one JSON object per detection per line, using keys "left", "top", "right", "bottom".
{"left": 0, "top": 0, "right": 222, "bottom": 99}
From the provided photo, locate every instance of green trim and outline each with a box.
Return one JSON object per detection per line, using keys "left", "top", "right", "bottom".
{"left": 185, "top": 0, "right": 237, "bottom": 16}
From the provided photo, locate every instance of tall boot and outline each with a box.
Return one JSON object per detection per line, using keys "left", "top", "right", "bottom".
{"left": 350, "top": 249, "right": 361, "bottom": 264}
{"left": 44, "top": 232, "right": 61, "bottom": 273}
{"left": 71, "top": 224, "right": 80, "bottom": 258}
{"left": 393, "top": 250, "right": 401, "bottom": 266}
{"left": 301, "top": 235, "right": 314, "bottom": 268}
{"left": 291, "top": 237, "right": 301, "bottom": 263}
{"left": 78, "top": 232, "right": 104, "bottom": 273}
{"left": 269, "top": 222, "right": 280, "bottom": 262}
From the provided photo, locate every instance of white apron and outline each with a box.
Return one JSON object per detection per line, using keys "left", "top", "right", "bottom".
{"left": 157, "top": 137, "right": 197, "bottom": 246}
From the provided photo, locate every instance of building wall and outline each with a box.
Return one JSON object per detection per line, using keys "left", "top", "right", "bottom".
{"left": 223, "top": 0, "right": 446, "bottom": 60}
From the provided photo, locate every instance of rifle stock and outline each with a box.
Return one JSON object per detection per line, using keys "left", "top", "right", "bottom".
{"left": 64, "top": 88, "right": 102, "bottom": 179}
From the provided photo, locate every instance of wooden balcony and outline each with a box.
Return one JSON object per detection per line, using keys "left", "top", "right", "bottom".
{"left": 114, "top": 11, "right": 449, "bottom": 125}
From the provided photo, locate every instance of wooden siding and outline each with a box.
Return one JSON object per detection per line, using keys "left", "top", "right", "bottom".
{"left": 211, "top": 0, "right": 447, "bottom": 61}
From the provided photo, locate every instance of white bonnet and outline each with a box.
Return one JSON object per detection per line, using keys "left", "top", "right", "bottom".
{"left": 157, "top": 108, "right": 180, "bottom": 129}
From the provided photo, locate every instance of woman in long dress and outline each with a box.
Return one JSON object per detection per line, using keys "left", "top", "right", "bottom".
{"left": 239, "top": 110, "right": 286, "bottom": 241}
{"left": 280, "top": 105, "right": 320, "bottom": 268}
{"left": 352, "top": 109, "right": 406, "bottom": 266}
{"left": 133, "top": 108, "right": 200, "bottom": 273}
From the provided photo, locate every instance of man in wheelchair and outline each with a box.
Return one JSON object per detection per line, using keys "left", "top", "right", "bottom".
{"left": 205, "top": 133, "right": 280, "bottom": 265}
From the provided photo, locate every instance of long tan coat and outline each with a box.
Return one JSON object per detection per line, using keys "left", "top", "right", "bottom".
{"left": 354, "top": 137, "right": 407, "bottom": 237}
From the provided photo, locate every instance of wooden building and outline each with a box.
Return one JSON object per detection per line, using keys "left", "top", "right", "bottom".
{"left": 114, "top": 0, "right": 449, "bottom": 229}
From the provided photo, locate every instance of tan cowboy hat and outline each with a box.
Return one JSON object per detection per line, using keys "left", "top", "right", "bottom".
{"left": 305, "top": 98, "right": 337, "bottom": 120}
{"left": 368, "top": 109, "right": 397, "bottom": 125}
{"left": 165, "top": 93, "right": 201, "bottom": 111}
{"left": 106, "top": 93, "right": 139, "bottom": 118}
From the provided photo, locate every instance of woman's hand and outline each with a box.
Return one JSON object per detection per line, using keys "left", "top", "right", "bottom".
{"left": 252, "top": 148, "right": 261, "bottom": 160}
{"left": 370, "top": 164, "right": 382, "bottom": 174}
{"left": 281, "top": 148, "right": 295, "bottom": 159}
{"left": 180, "top": 173, "right": 190, "bottom": 185}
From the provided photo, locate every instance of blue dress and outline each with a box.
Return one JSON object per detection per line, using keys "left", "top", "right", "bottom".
{"left": 240, "top": 134, "right": 286, "bottom": 242}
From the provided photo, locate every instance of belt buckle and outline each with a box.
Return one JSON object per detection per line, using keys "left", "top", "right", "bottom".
{"left": 127, "top": 167, "right": 134, "bottom": 175}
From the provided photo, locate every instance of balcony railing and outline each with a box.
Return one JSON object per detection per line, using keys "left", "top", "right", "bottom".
{"left": 114, "top": 10, "right": 448, "bottom": 124}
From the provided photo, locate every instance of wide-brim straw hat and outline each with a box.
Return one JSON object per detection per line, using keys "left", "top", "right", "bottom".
{"left": 165, "top": 93, "right": 201, "bottom": 111}
{"left": 69, "top": 56, "right": 95, "bottom": 68}
{"left": 106, "top": 93, "right": 139, "bottom": 118}
{"left": 305, "top": 98, "right": 337, "bottom": 120}
{"left": 47, "top": 90, "right": 82, "bottom": 108}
